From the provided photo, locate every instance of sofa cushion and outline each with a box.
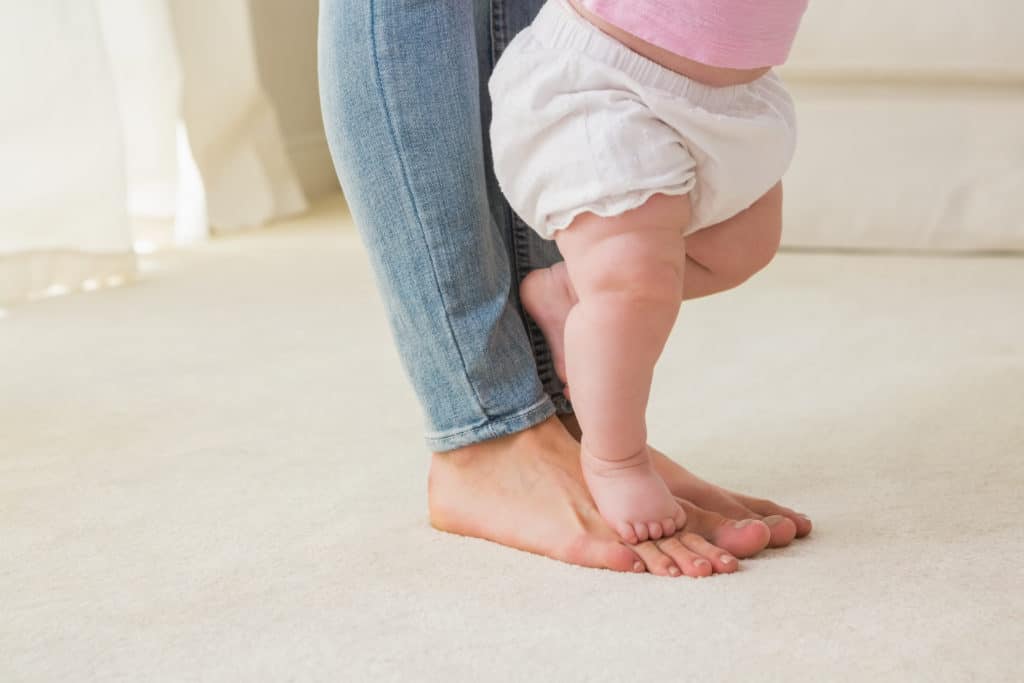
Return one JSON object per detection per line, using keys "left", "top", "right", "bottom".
{"left": 782, "top": 83, "right": 1024, "bottom": 251}
{"left": 784, "top": 1, "right": 1024, "bottom": 81}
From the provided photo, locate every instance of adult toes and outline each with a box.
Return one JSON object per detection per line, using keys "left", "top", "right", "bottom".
{"left": 693, "top": 493, "right": 758, "bottom": 523}
{"left": 654, "top": 536, "right": 713, "bottom": 577}
{"left": 601, "top": 543, "right": 645, "bottom": 573}
{"left": 632, "top": 541, "right": 682, "bottom": 577}
{"left": 687, "top": 496, "right": 795, "bottom": 547}
{"left": 676, "top": 498, "right": 770, "bottom": 559}
{"left": 678, "top": 532, "right": 738, "bottom": 574}
{"left": 733, "top": 495, "right": 812, "bottom": 538}
{"left": 711, "top": 518, "right": 772, "bottom": 558}
{"left": 761, "top": 515, "right": 797, "bottom": 547}
{"left": 561, "top": 531, "right": 642, "bottom": 573}
{"left": 795, "top": 514, "right": 813, "bottom": 537}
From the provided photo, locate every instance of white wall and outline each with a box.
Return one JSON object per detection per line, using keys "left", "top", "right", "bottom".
{"left": 249, "top": 0, "right": 339, "bottom": 201}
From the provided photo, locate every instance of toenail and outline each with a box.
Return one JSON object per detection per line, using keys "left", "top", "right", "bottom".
{"left": 720, "top": 555, "right": 734, "bottom": 564}
{"left": 764, "top": 515, "right": 785, "bottom": 526}
{"left": 734, "top": 519, "right": 754, "bottom": 529}
{"left": 694, "top": 558, "right": 710, "bottom": 567}
{"left": 633, "top": 561, "right": 645, "bottom": 573}
{"left": 668, "top": 565, "right": 681, "bottom": 576}
{"left": 798, "top": 513, "right": 811, "bottom": 521}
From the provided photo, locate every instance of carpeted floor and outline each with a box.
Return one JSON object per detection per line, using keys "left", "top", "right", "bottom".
{"left": 3, "top": 196, "right": 1022, "bottom": 681}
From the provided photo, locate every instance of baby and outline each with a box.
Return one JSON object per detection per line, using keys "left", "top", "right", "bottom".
{"left": 490, "top": 0, "right": 807, "bottom": 544}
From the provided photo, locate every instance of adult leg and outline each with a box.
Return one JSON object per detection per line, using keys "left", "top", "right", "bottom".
{"left": 319, "top": 0, "right": 553, "bottom": 450}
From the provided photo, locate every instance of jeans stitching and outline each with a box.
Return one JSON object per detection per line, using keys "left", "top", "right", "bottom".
{"left": 490, "top": 0, "right": 505, "bottom": 58}
{"left": 424, "top": 394, "right": 551, "bottom": 441}
{"left": 369, "top": 0, "right": 488, "bottom": 419}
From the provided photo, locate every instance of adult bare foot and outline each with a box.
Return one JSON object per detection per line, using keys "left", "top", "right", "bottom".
{"left": 429, "top": 416, "right": 744, "bottom": 576}
{"left": 558, "top": 414, "right": 811, "bottom": 547}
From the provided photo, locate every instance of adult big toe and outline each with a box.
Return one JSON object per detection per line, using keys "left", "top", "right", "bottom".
{"left": 711, "top": 518, "right": 772, "bottom": 558}
{"left": 761, "top": 515, "right": 798, "bottom": 547}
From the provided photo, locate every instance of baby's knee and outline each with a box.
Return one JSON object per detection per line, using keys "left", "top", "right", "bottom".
{"left": 711, "top": 184, "right": 783, "bottom": 286}
{"left": 615, "top": 257, "right": 685, "bottom": 305}
{"left": 557, "top": 195, "right": 690, "bottom": 303}
{"left": 746, "top": 212, "right": 782, "bottom": 278}
{"left": 750, "top": 184, "right": 783, "bottom": 268}
{"left": 570, "top": 236, "right": 685, "bottom": 305}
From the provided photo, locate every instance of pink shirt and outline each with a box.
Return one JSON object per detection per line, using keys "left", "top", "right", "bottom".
{"left": 579, "top": 0, "right": 808, "bottom": 69}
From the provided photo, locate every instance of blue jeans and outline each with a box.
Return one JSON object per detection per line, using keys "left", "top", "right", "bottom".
{"left": 318, "top": 0, "right": 568, "bottom": 451}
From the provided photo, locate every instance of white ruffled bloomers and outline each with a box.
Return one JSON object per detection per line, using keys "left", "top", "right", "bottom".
{"left": 489, "top": 0, "right": 797, "bottom": 239}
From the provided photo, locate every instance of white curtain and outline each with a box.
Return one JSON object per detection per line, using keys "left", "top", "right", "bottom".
{"left": 0, "top": 1, "right": 133, "bottom": 303}
{"left": 0, "top": 0, "right": 308, "bottom": 305}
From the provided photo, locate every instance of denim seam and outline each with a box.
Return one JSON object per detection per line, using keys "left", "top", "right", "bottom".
{"left": 490, "top": 0, "right": 505, "bottom": 61}
{"left": 369, "top": 0, "right": 489, "bottom": 420}
{"left": 490, "top": 4, "right": 521, "bottom": 288}
{"left": 425, "top": 394, "right": 555, "bottom": 451}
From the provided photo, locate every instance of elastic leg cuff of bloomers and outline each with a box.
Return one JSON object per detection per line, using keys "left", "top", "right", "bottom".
{"left": 545, "top": 183, "right": 697, "bottom": 238}
{"left": 424, "top": 394, "right": 556, "bottom": 452}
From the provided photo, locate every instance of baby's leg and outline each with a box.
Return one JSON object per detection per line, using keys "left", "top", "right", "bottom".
{"left": 684, "top": 182, "right": 783, "bottom": 299}
{"left": 522, "top": 184, "right": 782, "bottom": 393}
{"left": 554, "top": 193, "right": 689, "bottom": 544}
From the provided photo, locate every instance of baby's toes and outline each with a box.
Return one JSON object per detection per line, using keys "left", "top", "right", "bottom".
{"left": 647, "top": 521, "right": 664, "bottom": 540}
{"left": 673, "top": 507, "right": 687, "bottom": 532}
{"left": 614, "top": 522, "right": 638, "bottom": 545}
{"left": 661, "top": 517, "right": 677, "bottom": 537}
{"left": 632, "top": 522, "right": 650, "bottom": 543}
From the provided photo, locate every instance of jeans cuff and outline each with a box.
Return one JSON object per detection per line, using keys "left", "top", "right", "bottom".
{"left": 424, "top": 395, "right": 556, "bottom": 452}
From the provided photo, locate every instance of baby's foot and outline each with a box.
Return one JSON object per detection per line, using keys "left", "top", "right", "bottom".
{"left": 520, "top": 263, "right": 575, "bottom": 395}
{"left": 581, "top": 445, "right": 687, "bottom": 544}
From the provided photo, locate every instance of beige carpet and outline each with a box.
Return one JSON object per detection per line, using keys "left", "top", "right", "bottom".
{"left": 3, "top": 196, "right": 1022, "bottom": 681}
